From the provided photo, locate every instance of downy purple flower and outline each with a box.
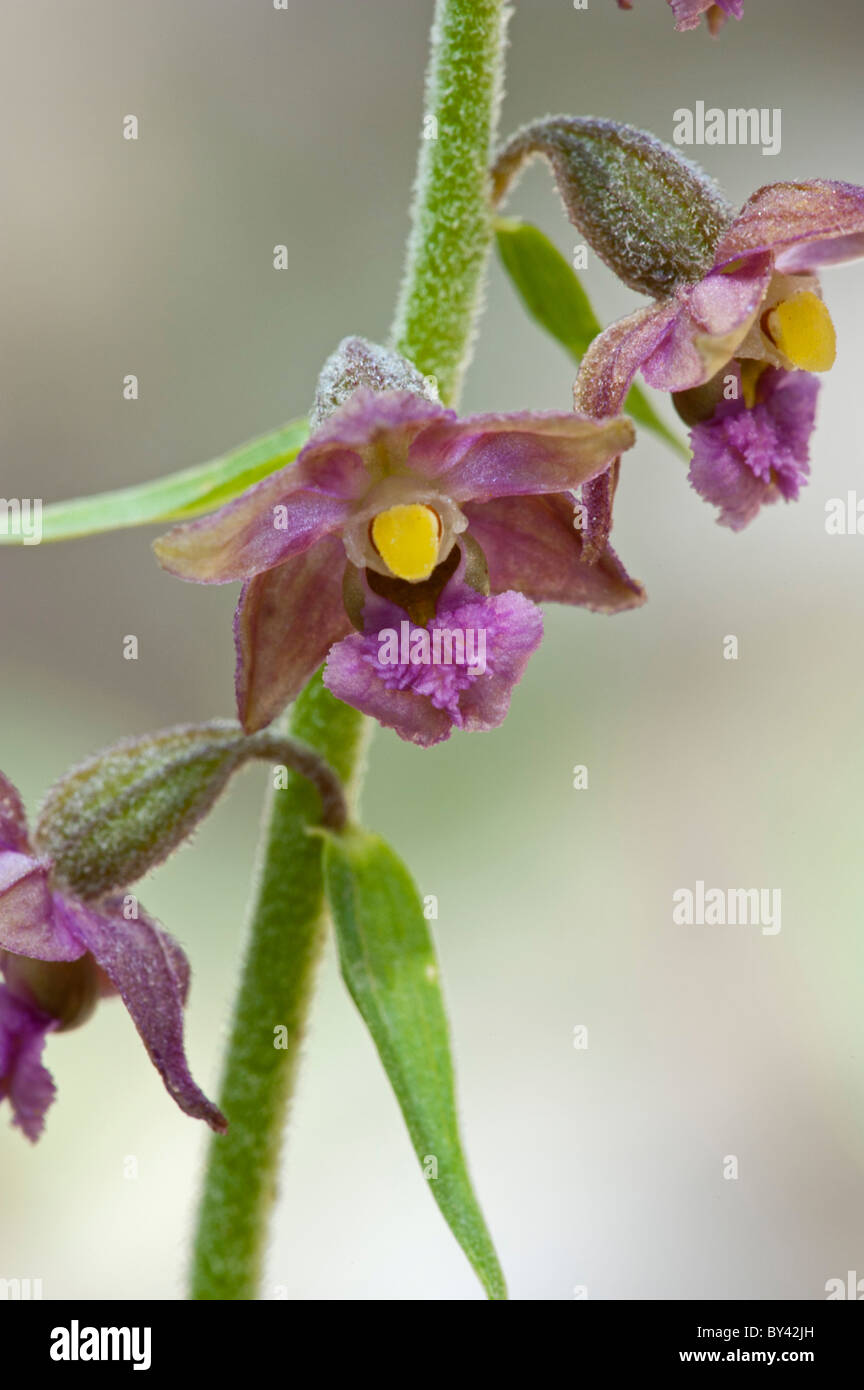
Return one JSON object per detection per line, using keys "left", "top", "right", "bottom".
{"left": 154, "top": 338, "right": 643, "bottom": 744}
{"left": 0, "top": 721, "right": 343, "bottom": 1140}
{"left": 617, "top": 0, "right": 743, "bottom": 33}
{"left": 0, "top": 766, "right": 225, "bottom": 1140}
{"left": 576, "top": 177, "right": 864, "bottom": 535}
{"left": 492, "top": 119, "right": 864, "bottom": 545}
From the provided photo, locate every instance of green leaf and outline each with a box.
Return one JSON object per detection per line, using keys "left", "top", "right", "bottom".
{"left": 0, "top": 419, "right": 309, "bottom": 545}
{"left": 322, "top": 825, "right": 507, "bottom": 1300}
{"left": 495, "top": 218, "right": 688, "bottom": 459}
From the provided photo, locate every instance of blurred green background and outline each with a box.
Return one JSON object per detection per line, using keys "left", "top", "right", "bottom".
{"left": 2, "top": 0, "right": 863, "bottom": 1300}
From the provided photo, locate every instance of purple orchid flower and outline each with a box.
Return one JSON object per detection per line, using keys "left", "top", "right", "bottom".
{"left": 0, "top": 769, "right": 225, "bottom": 1140}
{"left": 617, "top": 0, "right": 743, "bottom": 33}
{"left": 155, "top": 339, "right": 642, "bottom": 743}
{"left": 575, "top": 180, "right": 864, "bottom": 535}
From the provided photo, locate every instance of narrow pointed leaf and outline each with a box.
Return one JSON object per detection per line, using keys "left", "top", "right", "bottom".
{"left": 322, "top": 825, "right": 507, "bottom": 1300}
{"left": 0, "top": 419, "right": 308, "bottom": 545}
{"left": 495, "top": 218, "right": 687, "bottom": 458}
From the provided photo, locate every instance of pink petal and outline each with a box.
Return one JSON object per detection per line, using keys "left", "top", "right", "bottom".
{"left": 234, "top": 535, "right": 352, "bottom": 733}
{"left": 464, "top": 494, "right": 645, "bottom": 613}
{"left": 575, "top": 259, "right": 773, "bottom": 409}
{"left": 715, "top": 181, "right": 864, "bottom": 274}
{"left": 575, "top": 301, "right": 681, "bottom": 416}
{"left": 641, "top": 255, "right": 773, "bottom": 392}
{"left": 0, "top": 858, "right": 85, "bottom": 961}
{"left": 153, "top": 453, "right": 367, "bottom": 585}
{"left": 408, "top": 411, "right": 635, "bottom": 501}
{"left": 61, "top": 897, "right": 226, "bottom": 1132}
{"left": 688, "top": 254, "right": 773, "bottom": 336}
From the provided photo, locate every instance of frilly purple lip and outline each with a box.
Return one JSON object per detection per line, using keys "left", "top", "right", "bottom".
{"left": 687, "top": 367, "right": 819, "bottom": 530}
{"left": 323, "top": 554, "right": 544, "bottom": 748}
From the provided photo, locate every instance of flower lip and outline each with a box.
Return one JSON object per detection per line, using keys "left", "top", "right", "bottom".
{"left": 324, "top": 549, "right": 544, "bottom": 747}
{"left": 687, "top": 365, "right": 818, "bottom": 529}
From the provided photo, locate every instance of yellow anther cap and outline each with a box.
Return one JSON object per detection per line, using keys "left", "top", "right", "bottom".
{"left": 370, "top": 503, "right": 442, "bottom": 582}
{"left": 766, "top": 290, "right": 837, "bottom": 373}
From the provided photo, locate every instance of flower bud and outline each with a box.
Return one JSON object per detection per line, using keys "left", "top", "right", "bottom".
{"left": 34, "top": 720, "right": 347, "bottom": 900}
{"left": 492, "top": 117, "right": 733, "bottom": 298}
{"left": 310, "top": 336, "right": 439, "bottom": 428}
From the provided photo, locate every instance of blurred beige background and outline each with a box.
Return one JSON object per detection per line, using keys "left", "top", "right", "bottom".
{"left": 2, "top": 0, "right": 863, "bottom": 1300}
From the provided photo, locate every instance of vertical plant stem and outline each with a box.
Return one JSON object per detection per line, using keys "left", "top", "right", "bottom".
{"left": 391, "top": 0, "right": 511, "bottom": 405}
{"left": 189, "top": 0, "right": 511, "bottom": 1300}
{"left": 190, "top": 675, "right": 367, "bottom": 1300}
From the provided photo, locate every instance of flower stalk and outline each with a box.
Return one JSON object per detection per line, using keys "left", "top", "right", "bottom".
{"left": 390, "top": 0, "right": 511, "bottom": 405}
{"left": 188, "top": 0, "right": 513, "bottom": 1300}
{"left": 189, "top": 677, "right": 366, "bottom": 1300}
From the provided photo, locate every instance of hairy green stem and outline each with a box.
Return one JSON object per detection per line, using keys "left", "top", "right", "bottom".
{"left": 390, "top": 0, "right": 511, "bottom": 405}
{"left": 190, "top": 676, "right": 367, "bottom": 1300}
{"left": 189, "top": 0, "right": 510, "bottom": 1300}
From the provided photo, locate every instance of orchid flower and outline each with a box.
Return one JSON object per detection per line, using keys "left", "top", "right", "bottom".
{"left": 0, "top": 767, "right": 225, "bottom": 1140}
{"left": 576, "top": 178, "right": 864, "bottom": 536}
{"left": 491, "top": 119, "right": 864, "bottom": 548}
{"left": 0, "top": 720, "right": 347, "bottom": 1139}
{"left": 155, "top": 338, "right": 642, "bottom": 745}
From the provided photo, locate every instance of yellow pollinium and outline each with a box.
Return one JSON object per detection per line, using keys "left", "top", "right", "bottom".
{"left": 371, "top": 503, "right": 441, "bottom": 582}
{"left": 766, "top": 290, "right": 837, "bottom": 372}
